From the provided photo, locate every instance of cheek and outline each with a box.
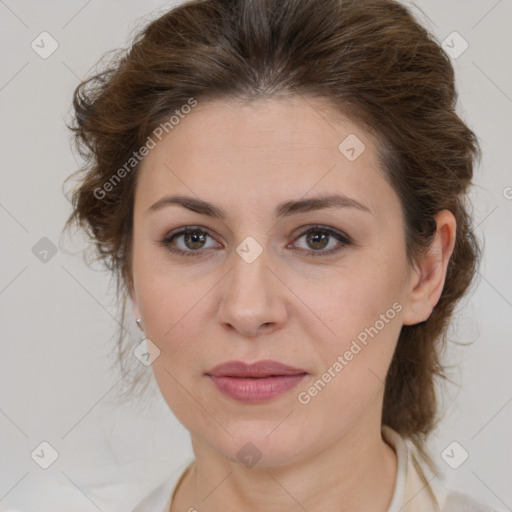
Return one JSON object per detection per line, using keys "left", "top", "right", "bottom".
{"left": 301, "top": 256, "right": 405, "bottom": 340}
{"left": 138, "top": 274, "right": 210, "bottom": 423}
{"left": 294, "top": 279, "right": 403, "bottom": 429}
{"left": 137, "top": 277, "right": 205, "bottom": 355}
{"left": 300, "top": 249, "right": 407, "bottom": 385}
{"left": 133, "top": 243, "right": 208, "bottom": 338}
{"left": 133, "top": 258, "right": 221, "bottom": 383}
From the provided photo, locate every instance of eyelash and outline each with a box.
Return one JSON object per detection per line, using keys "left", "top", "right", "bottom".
{"left": 160, "top": 225, "right": 351, "bottom": 258}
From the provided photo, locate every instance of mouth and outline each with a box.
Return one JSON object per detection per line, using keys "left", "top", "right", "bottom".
{"left": 206, "top": 360, "right": 308, "bottom": 403}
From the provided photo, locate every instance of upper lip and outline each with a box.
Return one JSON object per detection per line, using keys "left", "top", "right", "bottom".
{"left": 206, "top": 360, "right": 308, "bottom": 378}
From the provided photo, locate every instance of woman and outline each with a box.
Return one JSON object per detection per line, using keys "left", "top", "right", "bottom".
{"left": 64, "top": 0, "right": 496, "bottom": 510}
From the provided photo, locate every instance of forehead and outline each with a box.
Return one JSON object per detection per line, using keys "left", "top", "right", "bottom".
{"left": 146, "top": 96, "right": 374, "bottom": 160}
{"left": 135, "top": 96, "right": 396, "bottom": 220}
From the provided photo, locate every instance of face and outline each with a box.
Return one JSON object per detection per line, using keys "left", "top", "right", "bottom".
{"left": 130, "top": 96, "right": 416, "bottom": 467}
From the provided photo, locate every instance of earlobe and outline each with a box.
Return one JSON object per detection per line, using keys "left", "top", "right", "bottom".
{"left": 401, "top": 210, "right": 457, "bottom": 326}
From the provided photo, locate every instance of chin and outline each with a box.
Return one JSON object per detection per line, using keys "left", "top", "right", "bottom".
{"left": 212, "top": 424, "right": 313, "bottom": 469}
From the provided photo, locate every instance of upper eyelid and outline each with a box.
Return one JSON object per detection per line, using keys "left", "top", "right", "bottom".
{"left": 164, "top": 224, "right": 347, "bottom": 238}
{"left": 164, "top": 225, "right": 218, "bottom": 242}
{"left": 164, "top": 225, "right": 350, "bottom": 248}
{"left": 291, "top": 226, "right": 350, "bottom": 244}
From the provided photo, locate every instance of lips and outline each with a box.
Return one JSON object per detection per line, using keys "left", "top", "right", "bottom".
{"left": 206, "top": 360, "right": 308, "bottom": 403}
{"left": 206, "top": 360, "right": 308, "bottom": 378}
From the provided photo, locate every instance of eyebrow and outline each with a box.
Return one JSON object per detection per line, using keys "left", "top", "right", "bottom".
{"left": 147, "top": 193, "right": 372, "bottom": 219}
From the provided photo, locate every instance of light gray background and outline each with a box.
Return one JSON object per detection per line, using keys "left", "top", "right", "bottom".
{"left": 0, "top": 1, "right": 511, "bottom": 511}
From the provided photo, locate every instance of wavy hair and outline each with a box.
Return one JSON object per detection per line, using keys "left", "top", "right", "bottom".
{"left": 64, "top": 0, "right": 482, "bottom": 473}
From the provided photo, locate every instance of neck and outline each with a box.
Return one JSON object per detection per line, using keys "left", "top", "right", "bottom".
{"left": 171, "top": 419, "right": 397, "bottom": 512}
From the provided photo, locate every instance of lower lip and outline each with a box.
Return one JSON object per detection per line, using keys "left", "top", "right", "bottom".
{"left": 208, "top": 374, "right": 307, "bottom": 403}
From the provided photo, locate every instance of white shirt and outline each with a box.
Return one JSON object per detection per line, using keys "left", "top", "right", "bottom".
{"left": 130, "top": 425, "right": 497, "bottom": 512}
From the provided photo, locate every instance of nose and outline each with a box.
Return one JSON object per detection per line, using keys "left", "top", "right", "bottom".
{"left": 217, "top": 245, "right": 288, "bottom": 339}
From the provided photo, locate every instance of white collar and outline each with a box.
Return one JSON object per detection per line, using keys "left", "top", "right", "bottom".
{"left": 382, "top": 424, "right": 448, "bottom": 511}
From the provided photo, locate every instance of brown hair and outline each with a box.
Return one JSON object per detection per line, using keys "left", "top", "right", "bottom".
{"left": 64, "top": 0, "right": 481, "bottom": 471}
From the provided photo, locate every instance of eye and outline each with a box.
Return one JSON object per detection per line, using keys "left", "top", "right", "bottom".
{"left": 160, "top": 225, "right": 351, "bottom": 258}
{"left": 290, "top": 226, "right": 351, "bottom": 256}
{"left": 160, "top": 226, "right": 219, "bottom": 256}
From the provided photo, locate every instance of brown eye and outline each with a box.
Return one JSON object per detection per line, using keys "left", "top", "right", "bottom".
{"left": 305, "top": 231, "right": 330, "bottom": 250}
{"left": 161, "top": 227, "right": 219, "bottom": 255}
{"left": 180, "top": 230, "right": 208, "bottom": 250}
{"left": 160, "top": 225, "right": 350, "bottom": 258}
{"left": 292, "top": 227, "right": 350, "bottom": 257}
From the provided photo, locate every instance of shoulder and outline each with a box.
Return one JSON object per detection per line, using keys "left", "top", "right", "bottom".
{"left": 383, "top": 426, "right": 498, "bottom": 512}
{"left": 405, "top": 441, "right": 499, "bottom": 512}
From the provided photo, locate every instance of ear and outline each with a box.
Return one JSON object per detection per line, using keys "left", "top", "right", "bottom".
{"left": 402, "top": 210, "right": 457, "bottom": 326}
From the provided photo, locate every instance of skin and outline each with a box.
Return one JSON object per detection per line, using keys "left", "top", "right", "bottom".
{"left": 129, "top": 95, "right": 456, "bottom": 512}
